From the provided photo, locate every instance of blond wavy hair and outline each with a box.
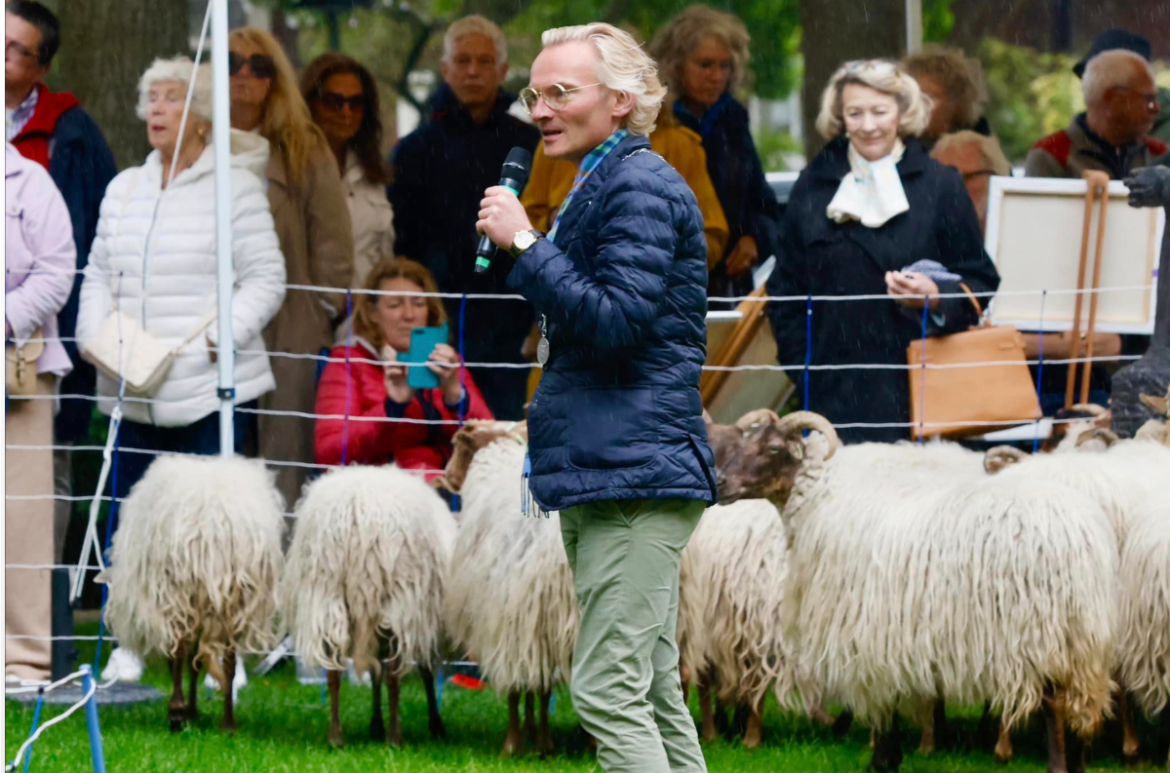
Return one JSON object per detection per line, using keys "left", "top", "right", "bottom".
{"left": 541, "top": 23, "right": 666, "bottom": 137}
{"left": 649, "top": 5, "right": 751, "bottom": 105}
{"left": 229, "top": 27, "right": 327, "bottom": 186}
{"left": 815, "top": 59, "right": 931, "bottom": 141}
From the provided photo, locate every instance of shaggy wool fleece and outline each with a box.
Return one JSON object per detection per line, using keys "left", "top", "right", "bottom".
{"left": 781, "top": 436, "right": 1115, "bottom": 735}
{"left": 105, "top": 455, "right": 285, "bottom": 687}
{"left": 282, "top": 465, "right": 456, "bottom": 676}
{"left": 443, "top": 439, "right": 577, "bottom": 695}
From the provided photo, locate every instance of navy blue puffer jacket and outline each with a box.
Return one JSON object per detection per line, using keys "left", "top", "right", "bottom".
{"left": 507, "top": 133, "right": 717, "bottom": 512}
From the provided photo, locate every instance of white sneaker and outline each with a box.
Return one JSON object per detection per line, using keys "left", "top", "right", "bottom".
{"left": 345, "top": 658, "right": 373, "bottom": 687}
{"left": 101, "top": 647, "right": 145, "bottom": 683}
{"left": 203, "top": 659, "right": 247, "bottom": 702}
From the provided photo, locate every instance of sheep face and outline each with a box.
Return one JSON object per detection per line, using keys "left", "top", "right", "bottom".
{"left": 1045, "top": 404, "right": 1112, "bottom": 453}
{"left": 438, "top": 421, "right": 528, "bottom": 493}
{"left": 707, "top": 410, "right": 838, "bottom": 506}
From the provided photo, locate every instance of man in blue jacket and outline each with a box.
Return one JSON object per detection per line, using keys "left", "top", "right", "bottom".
{"left": 477, "top": 22, "right": 714, "bottom": 773}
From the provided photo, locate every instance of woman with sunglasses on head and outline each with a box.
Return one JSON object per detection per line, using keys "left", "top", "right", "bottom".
{"left": 228, "top": 28, "right": 354, "bottom": 506}
{"left": 764, "top": 60, "right": 1000, "bottom": 444}
{"left": 301, "top": 53, "right": 394, "bottom": 287}
{"left": 650, "top": 5, "right": 781, "bottom": 303}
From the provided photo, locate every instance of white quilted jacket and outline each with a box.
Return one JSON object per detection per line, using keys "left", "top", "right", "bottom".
{"left": 77, "top": 131, "right": 287, "bottom": 427}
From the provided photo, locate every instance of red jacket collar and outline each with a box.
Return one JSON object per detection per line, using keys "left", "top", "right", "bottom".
{"left": 15, "top": 82, "right": 79, "bottom": 139}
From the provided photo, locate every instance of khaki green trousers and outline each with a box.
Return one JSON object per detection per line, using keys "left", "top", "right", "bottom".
{"left": 560, "top": 498, "right": 707, "bottom": 773}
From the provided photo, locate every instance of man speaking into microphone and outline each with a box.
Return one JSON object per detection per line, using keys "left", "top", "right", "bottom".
{"left": 476, "top": 22, "right": 715, "bottom": 773}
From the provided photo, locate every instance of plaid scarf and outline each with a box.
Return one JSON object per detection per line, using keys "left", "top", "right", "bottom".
{"left": 547, "top": 129, "right": 628, "bottom": 245}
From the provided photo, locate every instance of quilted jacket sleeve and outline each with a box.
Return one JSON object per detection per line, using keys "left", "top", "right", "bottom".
{"left": 508, "top": 167, "right": 678, "bottom": 354}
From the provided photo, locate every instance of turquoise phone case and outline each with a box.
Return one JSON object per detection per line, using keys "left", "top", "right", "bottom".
{"left": 402, "top": 323, "right": 449, "bottom": 390}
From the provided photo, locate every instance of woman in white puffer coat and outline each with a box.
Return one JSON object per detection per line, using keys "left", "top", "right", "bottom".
{"left": 77, "top": 56, "right": 285, "bottom": 468}
{"left": 77, "top": 56, "right": 286, "bottom": 683}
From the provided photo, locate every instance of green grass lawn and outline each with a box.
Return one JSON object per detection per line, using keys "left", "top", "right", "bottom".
{"left": 5, "top": 628, "right": 1167, "bottom": 772}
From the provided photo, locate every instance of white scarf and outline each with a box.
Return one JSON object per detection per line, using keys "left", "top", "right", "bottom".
{"left": 826, "top": 139, "right": 909, "bottom": 228}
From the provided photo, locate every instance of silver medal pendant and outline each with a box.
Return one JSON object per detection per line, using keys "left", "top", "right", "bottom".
{"left": 536, "top": 314, "right": 550, "bottom": 366}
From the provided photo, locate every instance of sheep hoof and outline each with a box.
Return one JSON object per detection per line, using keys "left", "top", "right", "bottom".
{"left": 501, "top": 737, "right": 521, "bottom": 758}
{"left": 994, "top": 750, "right": 1012, "bottom": 766}
{"left": 808, "top": 706, "right": 836, "bottom": 728}
{"left": 169, "top": 717, "right": 185, "bottom": 734}
{"left": 429, "top": 717, "right": 447, "bottom": 740}
{"left": 369, "top": 720, "right": 386, "bottom": 743}
{"left": 328, "top": 730, "right": 345, "bottom": 749}
{"left": 742, "top": 732, "right": 762, "bottom": 750}
{"left": 1123, "top": 750, "right": 1140, "bottom": 769}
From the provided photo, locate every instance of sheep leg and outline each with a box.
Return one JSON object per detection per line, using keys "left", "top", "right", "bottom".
{"left": 994, "top": 720, "right": 1014, "bottom": 765}
{"left": 502, "top": 691, "right": 523, "bottom": 757}
{"left": 680, "top": 663, "right": 691, "bottom": 705}
{"left": 1042, "top": 688, "right": 1070, "bottom": 773}
{"left": 698, "top": 681, "right": 717, "bottom": 743}
{"left": 1066, "top": 727, "right": 1086, "bottom": 773}
{"left": 808, "top": 701, "right": 836, "bottom": 728}
{"left": 186, "top": 651, "right": 199, "bottom": 721}
{"left": 1120, "top": 688, "right": 1141, "bottom": 767}
{"left": 220, "top": 650, "right": 237, "bottom": 733}
{"left": 523, "top": 691, "right": 537, "bottom": 746}
{"left": 869, "top": 715, "right": 904, "bottom": 772}
{"left": 832, "top": 709, "right": 855, "bottom": 737}
{"left": 385, "top": 655, "right": 402, "bottom": 747}
{"left": 933, "top": 698, "right": 948, "bottom": 750}
{"left": 917, "top": 703, "right": 936, "bottom": 756}
{"left": 369, "top": 665, "right": 386, "bottom": 743}
{"left": 537, "top": 690, "right": 554, "bottom": 758}
{"left": 168, "top": 643, "right": 187, "bottom": 733}
{"left": 743, "top": 694, "right": 766, "bottom": 749}
{"left": 419, "top": 667, "right": 446, "bottom": 739}
{"left": 327, "top": 669, "right": 345, "bottom": 749}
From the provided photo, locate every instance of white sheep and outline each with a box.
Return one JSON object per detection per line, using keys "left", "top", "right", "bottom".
{"left": 1116, "top": 491, "right": 1170, "bottom": 771}
{"left": 714, "top": 411, "right": 1117, "bottom": 773}
{"left": 984, "top": 432, "right": 1170, "bottom": 765}
{"left": 103, "top": 455, "right": 285, "bottom": 732}
{"left": 440, "top": 422, "right": 577, "bottom": 757}
{"left": 281, "top": 464, "right": 455, "bottom": 747}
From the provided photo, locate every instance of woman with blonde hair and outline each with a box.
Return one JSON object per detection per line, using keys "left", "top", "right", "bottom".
{"left": 228, "top": 27, "right": 354, "bottom": 504}
{"left": 765, "top": 59, "right": 1000, "bottom": 443}
{"left": 314, "top": 258, "right": 492, "bottom": 477}
{"left": 650, "top": 4, "right": 780, "bottom": 301}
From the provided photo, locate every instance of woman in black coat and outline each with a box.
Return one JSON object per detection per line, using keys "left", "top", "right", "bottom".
{"left": 650, "top": 5, "right": 781, "bottom": 301}
{"left": 766, "top": 60, "right": 1001, "bottom": 444}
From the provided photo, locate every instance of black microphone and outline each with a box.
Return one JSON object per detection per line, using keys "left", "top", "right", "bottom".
{"left": 475, "top": 147, "right": 533, "bottom": 274}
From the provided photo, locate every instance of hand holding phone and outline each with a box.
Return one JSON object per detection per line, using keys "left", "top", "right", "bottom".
{"left": 381, "top": 346, "right": 413, "bottom": 404}
{"left": 402, "top": 324, "right": 450, "bottom": 391}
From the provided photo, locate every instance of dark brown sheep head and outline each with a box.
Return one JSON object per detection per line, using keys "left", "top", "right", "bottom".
{"left": 433, "top": 421, "right": 527, "bottom": 494}
{"left": 706, "top": 409, "right": 838, "bottom": 507}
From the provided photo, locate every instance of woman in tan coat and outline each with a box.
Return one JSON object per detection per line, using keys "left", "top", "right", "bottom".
{"left": 229, "top": 27, "right": 354, "bottom": 505}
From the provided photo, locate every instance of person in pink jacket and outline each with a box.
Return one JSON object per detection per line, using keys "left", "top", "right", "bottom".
{"left": 5, "top": 141, "right": 76, "bottom": 681}
{"left": 314, "top": 257, "right": 494, "bottom": 480}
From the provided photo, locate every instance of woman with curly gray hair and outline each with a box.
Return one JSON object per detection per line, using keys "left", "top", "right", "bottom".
{"left": 650, "top": 4, "right": 780, "bottom": 302}
{"left": 765, "top": 59, "right": 1000, "bottom": 444}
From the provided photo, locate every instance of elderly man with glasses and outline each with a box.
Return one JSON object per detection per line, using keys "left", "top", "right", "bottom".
{"left": 388, "top": 14, "right": 540, "bottom": 422}
{"left": 477, "top": 22, "right": 714, "bottom": 773}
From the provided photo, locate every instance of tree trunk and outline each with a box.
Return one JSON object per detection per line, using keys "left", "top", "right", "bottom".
{"left": 56, "top": 0, "right": 189, "bottom": 170}
{"left": 799, "top": 0, "right": 908, "bottom": 159}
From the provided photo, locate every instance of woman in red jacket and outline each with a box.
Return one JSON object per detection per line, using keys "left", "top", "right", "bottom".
{"left": 314, "top": 258, "right": 493, "bottom": 477}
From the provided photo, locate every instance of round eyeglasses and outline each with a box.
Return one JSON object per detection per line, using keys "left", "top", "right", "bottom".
{"left": 518, "top": 83, "right": 602, "bottom": 113}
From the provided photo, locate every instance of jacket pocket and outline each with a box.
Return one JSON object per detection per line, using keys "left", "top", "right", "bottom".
{"left": 566, "top": 386, "right": 658, "bottom": 471}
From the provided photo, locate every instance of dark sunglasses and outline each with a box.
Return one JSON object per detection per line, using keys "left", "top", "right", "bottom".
{"left": 318, "top": 91, "right": 365, "bottom": 113}
{"left": 229, "top": 52, "right": 275, "bottom": 79}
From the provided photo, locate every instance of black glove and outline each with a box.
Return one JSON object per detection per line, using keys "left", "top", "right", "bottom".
{"left": 1124, "top": 166, "right": 1170, "bottom": 208}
